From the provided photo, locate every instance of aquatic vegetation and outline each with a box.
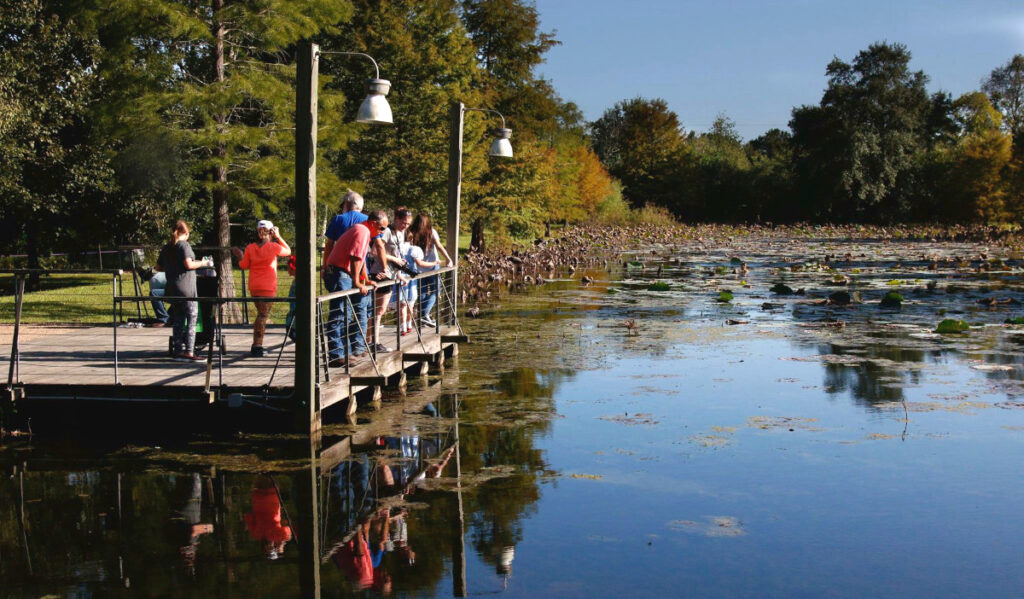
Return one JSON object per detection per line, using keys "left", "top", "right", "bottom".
{"left": 647, "top": 281, "right": 671, "bottom": 291}
{"left": 770, "top": 283, "right": 794, "bottom": 294}
{"left": 717, "top": 290, "right": 734, "bottom": 302}
{"left": 880, "top": 291, "right": 903, "bottom": 308}
{"left": 1005, "top": 316, "right": 1024, "bottom": 325}
{"left": 935, "top": 318, "right": 970, "bottom": 333}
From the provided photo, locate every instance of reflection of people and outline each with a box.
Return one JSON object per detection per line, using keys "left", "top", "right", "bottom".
{"left": 244, "top": 475, "right": 292, "bottom": 560}
{"left": 167, "top": 473, "right": 214, "bottom": 576}
{"left": 334, "top": 523, "right": 375, "bottom": 589}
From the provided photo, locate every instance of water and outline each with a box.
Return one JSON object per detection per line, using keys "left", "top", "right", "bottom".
{"left": 3, "top": 238, "right": 1024, "bottom": 597}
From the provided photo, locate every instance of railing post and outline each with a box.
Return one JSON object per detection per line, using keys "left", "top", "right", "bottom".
{"left": 344, "top": 296, "right": 351, "bottom": 375}
{"left": 112, "top": 274, "right": 119, "bottom": 384}
{"left": 436, "top": 271, "right": 442, "bottom": 333}
{"left": 240, "top": 269, "right": 250, "bottom": 324}
{"left": 370, "top": 286, "right": 377, "bottom": 358}
{"left": 7, "top": 276, "right": 24, "bottom": 389}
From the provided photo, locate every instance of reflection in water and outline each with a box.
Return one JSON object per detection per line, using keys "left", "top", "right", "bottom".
{"left": 245, "top": 475, "right": 292, "bottom": 561}
{"left": 0, "top": 377, "right": 554, "bottom": 597}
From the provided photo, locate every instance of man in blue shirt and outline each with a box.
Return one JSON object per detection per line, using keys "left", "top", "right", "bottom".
{"left": 323, "top": 189, "right": 368, "bottom": 275}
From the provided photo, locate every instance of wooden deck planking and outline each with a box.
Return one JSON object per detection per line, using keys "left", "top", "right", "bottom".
{"left": 3, "top": 323, "right": 459, "bottom": 392}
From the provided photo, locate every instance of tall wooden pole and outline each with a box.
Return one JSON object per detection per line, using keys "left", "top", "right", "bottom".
{"left": 295, "top": 42, "right": 321, "bottom": 597}
{"left": 446, "top": 102, "right": 464, "bottom": 316}
{"left": 295, "top": 43, "right": 319, "bottom": 432}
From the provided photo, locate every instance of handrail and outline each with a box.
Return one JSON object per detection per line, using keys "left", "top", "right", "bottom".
{"left": 113, "top": 295, "right": 295, "bottom": 303}
{"left": 0, "top": 269, "right": 124, "bottom": 275}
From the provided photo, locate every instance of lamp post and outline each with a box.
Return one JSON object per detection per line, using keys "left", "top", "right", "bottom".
{"left": 295, "top": 44, "right": 394, "bottom": 434}
{"left": 294, "top": 41, "right": 393, "bottom": 599}
{"left": 445, "top": 103, "right": 514, "bottom": 317}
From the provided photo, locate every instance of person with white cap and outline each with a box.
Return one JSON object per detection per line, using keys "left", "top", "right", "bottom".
{"left": 232, "top": 220, "right": 291, "bottom": 357}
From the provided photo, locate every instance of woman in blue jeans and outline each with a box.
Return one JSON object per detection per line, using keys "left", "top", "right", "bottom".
{"left": 408, "top": 214, "right": 451, "bottom": 327}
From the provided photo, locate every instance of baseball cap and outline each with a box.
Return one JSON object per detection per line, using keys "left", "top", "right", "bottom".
{"left": 257, "top": 220, "right": 274, "bottom": 230}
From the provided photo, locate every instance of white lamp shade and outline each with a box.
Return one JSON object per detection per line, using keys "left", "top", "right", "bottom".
{"left": 489, "top": 128, "right": 513, "bottom": 157}
{"left": 356, "top": 79, "right": 393, "bottom": 125}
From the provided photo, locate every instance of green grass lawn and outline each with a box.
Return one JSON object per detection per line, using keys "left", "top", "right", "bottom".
{"left": 0, "top": 271, "right": 300, "bottom": 325}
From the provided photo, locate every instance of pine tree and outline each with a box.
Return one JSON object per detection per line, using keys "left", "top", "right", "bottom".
{"left": 90, "top": 0, "right": 354, "bottom": 317}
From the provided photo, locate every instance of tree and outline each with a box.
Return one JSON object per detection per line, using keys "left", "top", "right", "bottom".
{"left": 982, "top": 54, "right": 1024, "bottom": 139}
{"left": 589, "top": 97, "right": 685, "bottom": 210}
{"left": 790, "top": 42, "right": 934, "bottom": 221}
{"left": 0, "top": 1, "right": 111, "bottom": 281}
{"left": 460, "top": 0, "right": 590, "bottom": 249}
{"left": 940, "top": 92, "right": 1013, "bottom": 222}
{"left": 93, "top": 0, "right": 353, "bottom": 317}
{"left": 326, "top": 0, "right": 485, "bottom": 223}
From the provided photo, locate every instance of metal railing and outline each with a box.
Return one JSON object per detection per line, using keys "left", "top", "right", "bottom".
{"left": 314, "top": 266, "right": 459, "bottom": 383}
{"left": 4, "top": 265, "right": 461, "bottom": 394}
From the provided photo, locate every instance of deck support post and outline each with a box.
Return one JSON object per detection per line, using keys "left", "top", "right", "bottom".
{"left": 294, "top": 42, "right": 321, "bottom": 437}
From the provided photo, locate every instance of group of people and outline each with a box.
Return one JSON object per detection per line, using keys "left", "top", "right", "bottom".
{"left": 322, "top": 190, "right": 450, "bottom": 368}
{"left": 151, "top": 219, "right": 290, "bottom": 361}
{"left": 149, "top": 188, "right": 446, "bottom": 367}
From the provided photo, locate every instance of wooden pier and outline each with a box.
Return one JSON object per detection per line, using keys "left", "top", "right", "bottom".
{"left": 1, "top": 267, "right": 465, "bottom": 433}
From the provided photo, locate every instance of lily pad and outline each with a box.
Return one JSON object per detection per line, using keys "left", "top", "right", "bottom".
{"left": 880, "top": 291, "right": 903, "bottom": 308}
{"left": 770, "top": 283, "right": 794, "bottom": 295}
{"left": 935, "top": 318, "right": 970, "bottom": 334}
{"left": 647, "top": 282, "right": 671, "bottom": 292}
{"left": 1006, "top": 316, "right": 1024, "bottom": 325}
{"left": 717, "top": 290, "right": 734, "bottom": 302}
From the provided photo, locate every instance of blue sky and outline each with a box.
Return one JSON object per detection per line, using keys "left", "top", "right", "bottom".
{"left": 533, "top": 0, "right": 1024, "bottom": 140}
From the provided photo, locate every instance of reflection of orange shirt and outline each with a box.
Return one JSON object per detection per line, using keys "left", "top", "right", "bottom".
{"left": 244, "top": 488, "right": 292, "bottom": 543}
{"left": 334, "top": 535, "right": 374, "bottom": 589}
{"left": 239, "top": 242, "right": 288, "bottom": 296}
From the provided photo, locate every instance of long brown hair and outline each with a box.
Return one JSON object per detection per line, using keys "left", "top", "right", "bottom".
{"left": 408, "top": 214, "right": 434, "bottom": 254}
{"left": 170, "top": 220, "right": 190, "bottom": 245}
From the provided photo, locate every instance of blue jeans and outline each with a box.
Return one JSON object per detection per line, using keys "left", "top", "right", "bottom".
{"left": 419, "top": 272, "right": 438, "bottom": 321}
{"left": 150, "top": 272, "right": 169, "bottom": 323}
{"left": 325, "top": 270, "right": 370, "bottom": 359}
{"left": 151, "top": 289, "right": 169, "bottom": 323}
{"left": 171, "top": 300, "right": 198, "bottom": 354}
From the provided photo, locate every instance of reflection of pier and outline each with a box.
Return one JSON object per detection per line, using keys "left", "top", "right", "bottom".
{"left": 0, "top": 379, "right": 470, "bottom": 597}
{"left": 2, "top": 267, "right": 465, "bottom": 432}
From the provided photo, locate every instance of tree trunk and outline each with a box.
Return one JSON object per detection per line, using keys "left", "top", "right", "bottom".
{"left": 25, "top": 218, "right": 40, "bottom": 291}
{"left": 470, "top": 218, "right": 486, "bottom": 254}
{"left": 211, "top": 0, "right": 241, "bottom": 322}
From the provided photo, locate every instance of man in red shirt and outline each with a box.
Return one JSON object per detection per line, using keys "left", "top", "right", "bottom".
{"left": 324, "top": 210, "right": 388, "bottom": 366}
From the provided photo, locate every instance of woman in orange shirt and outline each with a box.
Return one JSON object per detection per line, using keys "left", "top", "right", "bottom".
{"left": 232, "top": 220, "right": 291, "bottom": 357}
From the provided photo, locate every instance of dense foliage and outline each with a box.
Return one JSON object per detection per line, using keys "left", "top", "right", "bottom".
{"left": 591, "top": 44, "right": 1024, "bottom": 225}
{"left": 0, "top": 0, "right": 619, "bottom": 266}
{"left": 4, "top": 5, "right": 1023, "bottom": 272}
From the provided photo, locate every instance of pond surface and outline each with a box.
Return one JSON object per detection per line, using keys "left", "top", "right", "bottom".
{"left": 3, "top": 237, "right": 1024, "bottom": 598}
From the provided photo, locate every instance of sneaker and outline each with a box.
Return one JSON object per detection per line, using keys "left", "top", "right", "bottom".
{"left": 329, "top": 355, "right": 364, "bottom": 369}
{"left": 373, "top": 342, "right": 392, "bottom": 353}
{"left": 421, "top": 316, "right": 437, "bottom": 328}
{"left": 250, "top": 345, "right": 265, "bottom": 357}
